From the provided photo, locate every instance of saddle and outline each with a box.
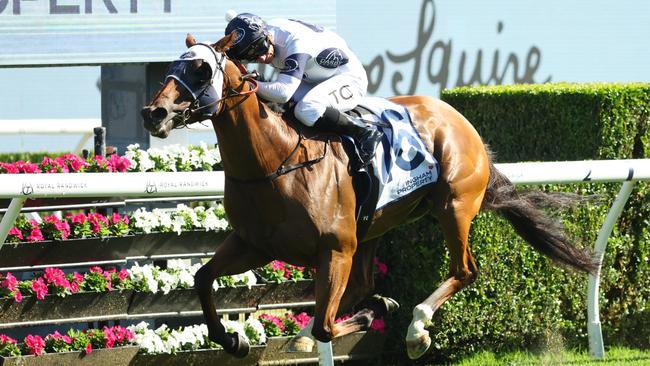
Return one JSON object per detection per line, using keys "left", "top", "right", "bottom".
{"left": 278, "top": 98, "right": 439, "bottom": 243}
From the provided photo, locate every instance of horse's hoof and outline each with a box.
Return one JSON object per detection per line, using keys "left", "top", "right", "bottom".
{"left": 406, "top": 332, "right": 431, "bottom": 360}
{"left": 368, "top": 294, "right": 400, "bottom": 316}
{"left": 287, "top": 336, "right": 315, "bottom": 353}
{"left": 382, "top": 296, "right": 400, "bottom": 314}
{"left": 225, "top": 332, "right": 250, "bottom": 358}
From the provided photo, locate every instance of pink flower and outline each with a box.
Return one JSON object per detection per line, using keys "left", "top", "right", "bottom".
{"left": 13, "top": 290, "right": 23, "bottom": 303}
{"left": 31, "top": 277, "right": 49, "bottom": 300}
{"left": 103, "top": 272, "right": 113, "bottom": 291}
{"left": 7, "top": 227, "right": 23, "bottom": 240}
{"left": 92, "top": 155, "right": 110, "bottom": 172}
{"left": 70, "top": 281, "right": 79, "bottom": 294}
{"left": 67, "top": 213, "right": 87, "bottom": 225}
{"left": 0, "top": 334, "right": 17, "bottom": 344}
{"left": 19, "top": 161, "right": 42, "bottom": 174}
{"left": 293, "top": 312, "right": 312, "bottom": 328}
{"left": 43, "top": 267, "right": 71, "bottom": 289}
{"left": 1, "top": 272, "right": 18, "bottom": 292}
{"left": 87, "top": 213, "right": 109, "bottom": 234}
{"left": 89, "top": 266, "right": 103, "bottom": 274}
{"left": 43, "top": 215, "right": 71, "bottom": 240}
{"left": 61, "top": 154, "right": 89, "bottom": 172}
{"left": 103, "top": 326, "right": 118, "bottom": 348}
{"left": 48, "top": 331, "right": 71, "bottom": 343}
{"left": 370, "top": 318, "right": 386, "bottom": 333}
{"left": 40, "top": 156, "right": 69, "bottom": 173}
{"left": 72, "top": 272, "right": 84, "bottom": 283}
{"left": 373, "top": 257, "right": 388, "bottom": 277}
{"left": 108, "top": 154, "right": 131, "bottom": 172}
{"left": 27, "top": 227, "right": 44, "bottom": 242}
{"left": 85, "top": 343, "right": 92, "bottom": 354}
{"left": 0, "top": 162, "right": 19, "bottom": 174}
{"left": 24, "top": 334, "right": 45, "bottom": 355}
{"left": 118, "top": 269, "right": 129, "bottom": 281}
{"left": 259, "top": 313, "right": 285, "bottom": 331}
{"left": 335, "top": 314, "right": 352, "bottom": 324}
{"left": 270, "top": 261, "right": 285, "bottom": 271}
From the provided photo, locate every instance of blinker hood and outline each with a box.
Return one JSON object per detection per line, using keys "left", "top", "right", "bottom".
{"left": 166, "top": 43, "right": 226, "bottom": 117}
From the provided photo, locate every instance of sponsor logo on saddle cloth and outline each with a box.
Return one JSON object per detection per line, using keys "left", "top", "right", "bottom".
{"left": 356, "top": 97, "right": 439, "bottom": 210}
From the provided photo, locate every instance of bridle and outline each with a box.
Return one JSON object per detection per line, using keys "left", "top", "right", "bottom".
{"left": 167, "top": 44, "right": 259, "bottom": 129}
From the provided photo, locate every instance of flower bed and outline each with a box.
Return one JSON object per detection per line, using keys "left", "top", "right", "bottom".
{"left": 0, "top": 143, "right": 222, "bottom": 175}
{"left": 1, "top": 204, "right": 230, "bottom": 268}
{"left": 5, "top": 205, "right": 229, "bottom": 244}
{"left": 0, "top": 231, "right": 228, "bottom": 269}
{"left": 0, "top": 326, "right": 135, "bottom": 358}
{"left": 0, "top": 262, "right": 313, "bottom": 324}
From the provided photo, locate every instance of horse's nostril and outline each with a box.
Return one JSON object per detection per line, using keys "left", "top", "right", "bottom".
{"left": 151, "top": 107, "right": 168, "bottom": 121}
{"left": 140, "top": 107, "right": 151, "bottom": 120}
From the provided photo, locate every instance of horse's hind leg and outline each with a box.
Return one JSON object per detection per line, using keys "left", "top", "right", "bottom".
{"left": 194, "top": 233, "right": 270, "bottom": 358}
{"left": 405, "top": 194, "right": 482, "bottom": 360}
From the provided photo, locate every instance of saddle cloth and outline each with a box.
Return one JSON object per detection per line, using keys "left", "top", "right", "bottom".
{"left": 349, "top": 97, "right": 439, "bottom": 210}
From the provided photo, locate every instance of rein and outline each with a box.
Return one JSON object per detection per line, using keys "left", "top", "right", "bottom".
{"left": 226, "top": 133, "right": 331, "bottom": 184}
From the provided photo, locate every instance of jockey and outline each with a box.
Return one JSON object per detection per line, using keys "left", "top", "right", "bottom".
{"left": 224, "top": 12, "right": 383, "bottom": 167}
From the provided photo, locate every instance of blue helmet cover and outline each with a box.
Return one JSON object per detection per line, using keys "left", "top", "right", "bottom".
{"left": 224, "top": 13, "right": 269, "bottom": 60}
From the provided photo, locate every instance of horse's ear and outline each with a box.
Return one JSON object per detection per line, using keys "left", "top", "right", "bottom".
{"left": 212, "top": 32, "right": 237, "bottom": 53}
{"left": 186, "top": 33, "right": 197, "bottom": 48}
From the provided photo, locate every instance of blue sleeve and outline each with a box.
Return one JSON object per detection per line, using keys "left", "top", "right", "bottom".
{"left": 279, "top": 53, "right": 311, "bottom": 80}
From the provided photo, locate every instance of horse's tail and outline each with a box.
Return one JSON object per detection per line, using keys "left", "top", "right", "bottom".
{"left": 481, "top": 157, "right": 599, "bottom": 274}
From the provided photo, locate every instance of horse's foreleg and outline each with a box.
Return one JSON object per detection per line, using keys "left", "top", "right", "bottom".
{"left": 194, "top": 233, "right": 269, "bottom": 358}
{"left": 311, "top": 244, "right": 355, "bottom": 343}
{"left": 406, "top": 201, "right": 480, "bottom": 360}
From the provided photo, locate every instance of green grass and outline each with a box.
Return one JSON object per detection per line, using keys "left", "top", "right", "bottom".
{"left": 451, "top": 347, "right": 650, "bottom": 366}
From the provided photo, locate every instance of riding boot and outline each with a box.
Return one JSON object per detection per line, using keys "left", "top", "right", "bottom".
{"left": 314, "top": 107, "right": 384, "bottom": 166}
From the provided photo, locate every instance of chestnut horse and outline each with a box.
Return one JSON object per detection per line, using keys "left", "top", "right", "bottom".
{"left": 141, "top": 33, "right": 597, "bottom": 360}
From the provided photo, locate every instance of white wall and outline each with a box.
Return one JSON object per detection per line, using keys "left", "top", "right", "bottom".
{"left": 337, "top": 0, "right": 650, "bottom": 97}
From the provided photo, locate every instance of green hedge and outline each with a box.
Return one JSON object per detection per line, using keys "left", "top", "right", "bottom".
{"left": 376, "top": 83, "right": 650, "bottom": 364}
{"left": 0, "top": 151, "right": 68, "bottom": 163}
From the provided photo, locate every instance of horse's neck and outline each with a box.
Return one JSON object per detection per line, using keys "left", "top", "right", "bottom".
{"left": 213, "top": 98, "right": 295, "bottom": 180}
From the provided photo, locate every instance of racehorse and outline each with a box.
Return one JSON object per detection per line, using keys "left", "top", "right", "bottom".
{"left": 140, "top": 33, "right": 597, "bottom": 360}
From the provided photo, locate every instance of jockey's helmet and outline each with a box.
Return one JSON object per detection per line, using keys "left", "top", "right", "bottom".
{"left": 224, "top": 13, "right": 271, "bottom": 62}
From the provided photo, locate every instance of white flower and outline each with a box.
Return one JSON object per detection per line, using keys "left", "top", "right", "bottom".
{"left": 132, "top": 208, "right": 159, "bottom": 234}
{"left": 177, "top": 204, "right": 200, "bottom": 227}
{"left": 167, "top": 259, "right": 190, "bottom": 271}
{"left": 245, "top": 317, "right": 267, "bottom": 345}
{"left": 134, "top": 328, "right": 167, "bottom": 354}
{"left": 232, "top": 270, "right": 257, "bottom": 288}
{"left": 171, "top": 216, "right": 186, "bottom": 235}
{"left": 157, "top": 270, "right": 179, "bottom": 295}
{"left": 203, "top": 208, "right": 229, "bottom": 231}
{"left": 130, "top": 263, "right": 159, "bottom": 293}
{"left": 138, "top": 150, "right": 155, "bottom": 172}
{"left": 221, "top": 319, "right": 248, "bottom": 343}
{"left": 153, "top": 208, "right": 173, "bottom": 230}
{"left": 128, "top": 321, "right": 151, "bottom": 335}
{"left": 177, "top": 269, "right": 195, "bottom": 288}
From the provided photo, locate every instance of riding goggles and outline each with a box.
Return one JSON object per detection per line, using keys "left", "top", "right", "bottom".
{"left": 240, "top": 37, "right": 271, "bottom": 62}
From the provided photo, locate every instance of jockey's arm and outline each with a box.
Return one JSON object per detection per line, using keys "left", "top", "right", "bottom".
{"left": 257, "top": 74, "right": 302, "bottom": 103}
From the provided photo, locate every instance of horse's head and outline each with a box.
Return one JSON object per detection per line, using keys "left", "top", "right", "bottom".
{"left": 141, "top": 33, "right": 239, "bottom": 138}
